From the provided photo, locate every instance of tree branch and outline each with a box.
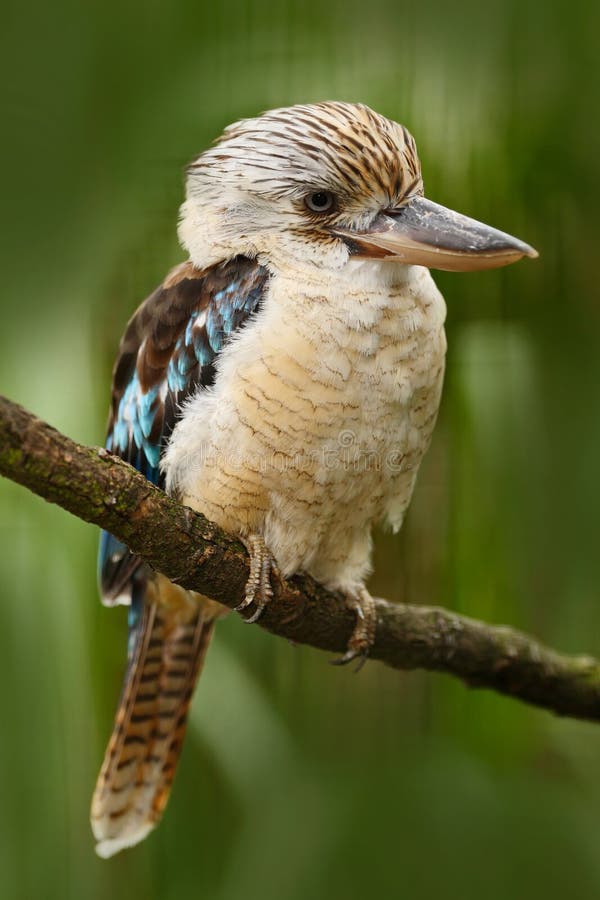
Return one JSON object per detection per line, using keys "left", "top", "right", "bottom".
{"left": 1, "top": 392, "right": 599, "bottom": 722}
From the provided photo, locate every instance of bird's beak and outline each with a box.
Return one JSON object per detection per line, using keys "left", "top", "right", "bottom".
{"left": 333, "top": 196, "right": 538, "bottom": 271}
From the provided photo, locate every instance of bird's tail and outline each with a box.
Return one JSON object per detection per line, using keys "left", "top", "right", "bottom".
{"left": 91, "top": 575, "right": 221, "bottom": 858}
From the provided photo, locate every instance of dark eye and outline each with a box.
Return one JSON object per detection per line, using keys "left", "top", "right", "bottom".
{"left": 305, "top": 190, "right": 335, "bottom": 213}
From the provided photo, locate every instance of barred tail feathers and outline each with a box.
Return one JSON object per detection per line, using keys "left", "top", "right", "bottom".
{"left": 91, "top": 577, "right": 218, "bottom": 858}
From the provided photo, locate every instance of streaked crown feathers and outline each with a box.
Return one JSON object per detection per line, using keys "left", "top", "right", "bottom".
{"left": 188, "top": 102, "right": 422, "bottom": 207}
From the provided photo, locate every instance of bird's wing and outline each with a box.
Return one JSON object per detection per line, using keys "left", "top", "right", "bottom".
{"left": 98, "top": 256, "right": 270, "bottom": 605}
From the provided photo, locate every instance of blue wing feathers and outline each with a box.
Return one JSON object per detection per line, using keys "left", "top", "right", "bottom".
{"left": 98, "top": 256, "right": 269, "bottom": 605}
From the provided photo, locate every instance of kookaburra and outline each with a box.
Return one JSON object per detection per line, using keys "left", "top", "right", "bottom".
{"left": 92, "top": 101, "right": 537, "bottom": 857}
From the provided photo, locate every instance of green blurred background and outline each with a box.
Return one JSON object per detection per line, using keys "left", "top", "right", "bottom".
{"left": 1, "top": 0, "right": 599, "bottom": 897}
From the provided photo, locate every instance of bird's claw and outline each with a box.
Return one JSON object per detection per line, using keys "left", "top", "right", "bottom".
{"left": 234, "top": 534, "right": 279, "bottom": 623}
{"left": 330, "top": 587, "right": 377, "bottom": 669}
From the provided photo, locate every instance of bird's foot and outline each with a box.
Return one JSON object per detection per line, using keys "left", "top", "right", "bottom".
{"left": 234, "top": 534, "right": 279, "bottom": 624}
{"left": 331, "top": 586, "right": 377, "bottom": 669}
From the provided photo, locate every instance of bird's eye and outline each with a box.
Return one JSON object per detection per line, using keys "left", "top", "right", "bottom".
{"left": 305, "top": 191, "right": 335, "bottom": 213}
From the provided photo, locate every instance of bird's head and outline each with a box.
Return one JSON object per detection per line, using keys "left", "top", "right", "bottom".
{"left": 180, "top": 102, "right": 537, "bottom": 275}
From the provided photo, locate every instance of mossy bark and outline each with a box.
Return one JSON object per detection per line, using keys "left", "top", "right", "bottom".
{"left": 1, "top": 393, "right": 600, "bottom": 722}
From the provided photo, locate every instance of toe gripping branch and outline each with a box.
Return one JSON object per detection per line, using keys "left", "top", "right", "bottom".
{"left": 234, "top": 534, "right": 280, "bottom": 624}
{"left": 331, "top": 586, "right": 377, "bottom": 668}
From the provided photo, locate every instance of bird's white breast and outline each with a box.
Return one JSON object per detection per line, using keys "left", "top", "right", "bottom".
{"left": 163, "top": 261, "right": 446, "bottom": 591}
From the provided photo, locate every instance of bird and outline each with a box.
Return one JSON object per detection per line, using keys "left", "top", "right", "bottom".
{"left": 91, "top": 101, "right": 537, "bottom": 857}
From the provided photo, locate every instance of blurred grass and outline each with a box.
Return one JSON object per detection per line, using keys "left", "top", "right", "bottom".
{"left": 1, "top": 0, "right": 600, "bottom": 898}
